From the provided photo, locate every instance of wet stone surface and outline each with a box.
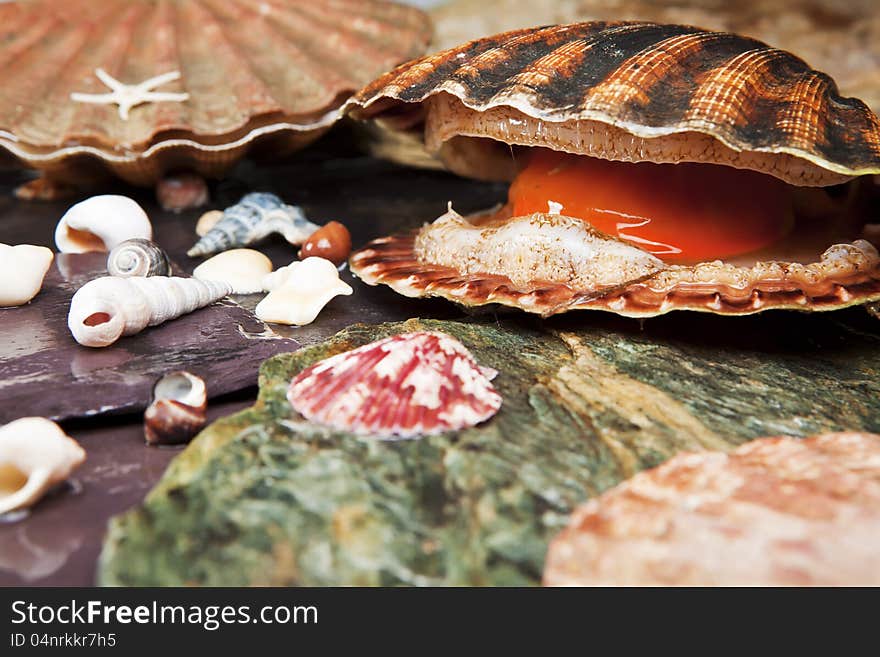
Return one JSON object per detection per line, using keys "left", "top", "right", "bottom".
{"left": 99, "top": 313, "right": 880, "bottom": 586}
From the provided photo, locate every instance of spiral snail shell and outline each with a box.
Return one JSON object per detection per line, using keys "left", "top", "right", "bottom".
{"left": 68, "top": 276, "right": 232, "bottom": 347}
{"left": 106, "top": 239, "right": 172, "bottom": 277}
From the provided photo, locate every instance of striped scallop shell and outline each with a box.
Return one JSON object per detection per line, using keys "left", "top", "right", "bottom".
{"left": 347, "top": 21, "right": 880, "bottom": 185}
{"left": 347, "top": 22, "right": 880, "bottom": 316}
{"left": 287, "top": 331, "right": 502, "bottom": 439}
{"left": 0, "top": 0, "right": 431, "bottom": 186}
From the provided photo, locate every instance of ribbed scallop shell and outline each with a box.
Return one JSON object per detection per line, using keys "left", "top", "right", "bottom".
{"left": 543, "top": 432, "right": 880, "bottom": 586}
{"left": 347, "top": 22, "right": 880, "bottom": 317}
{"left": 347, "top": 21, "right": 880, "bottom": 185}
{"left": 287, "top": 331, "right": 502, "bottom": 439}
{"left": 351, "top": 228, "right": 880, "bottom": 317}
{"left": 0, "top": 0, "right": 432, "bottom": 185}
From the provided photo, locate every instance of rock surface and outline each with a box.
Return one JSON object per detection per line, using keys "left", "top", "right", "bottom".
{"left": 544, "top": 432, "right": 880, "bottom": 586}
{"left": 99, "top": 315, "right": 880, "bottom": 586}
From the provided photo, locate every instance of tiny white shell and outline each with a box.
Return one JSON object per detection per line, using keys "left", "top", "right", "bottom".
{"left": 68, "top": 276, "right": 232, "bottom": 347}
{"left": 0, "top": 417, "right": 85, "bottom": 515}
{"left": 256, "top": 257, "right": 352, "bottom": 326}
{"left": 55, "top": 195, "right": 152, "bottom": 254}
{"left": 193, "top": 249, "right": 273, "bottom": 294}
{"left": 0, "top": 243, "right": 54, "bottom": 307}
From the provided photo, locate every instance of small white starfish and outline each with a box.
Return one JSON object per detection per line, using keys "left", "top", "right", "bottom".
{"left": 70, "top": 68, "right": 189, "bottom": 121}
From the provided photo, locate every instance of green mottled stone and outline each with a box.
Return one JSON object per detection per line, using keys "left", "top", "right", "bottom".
{"left": 99, "top": 313, "right": 880, "bottom": 586}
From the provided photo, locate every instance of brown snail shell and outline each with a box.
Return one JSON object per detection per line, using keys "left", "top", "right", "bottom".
{"left": 299, "top": 221, "right": 352, "bottom": 266}
{"left": 143, "top": 371, "right": 207, "bottom": 445}
{"left": 0, "top": 0, "right": 432, "bottom": 188}
{"left": 346, "top": 22, "right": 880, "bottom": 317}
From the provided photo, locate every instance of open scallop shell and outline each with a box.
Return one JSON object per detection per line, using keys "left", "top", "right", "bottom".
{"left": 346, "top": 22, "right": 880, "bottom": 317}
{"left": 287, "top": 331, "right": 502, "bottom": 439}
{"left": 0, "top": 0, "right": 432, "bottom": 187}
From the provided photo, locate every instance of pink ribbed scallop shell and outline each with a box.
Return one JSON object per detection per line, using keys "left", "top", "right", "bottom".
{"left": 0, "top": 0, "right": 431, "bottom": 185}
{"left": 287, "top": 331, "right": 502, "bottom": 439}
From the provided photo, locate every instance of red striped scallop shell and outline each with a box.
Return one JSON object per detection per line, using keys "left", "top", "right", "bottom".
{"left": 287, "top": 331, "right": 502, "bottom": 439}
{"left": 0, "top": 0, "right": 432, "bottom": 186}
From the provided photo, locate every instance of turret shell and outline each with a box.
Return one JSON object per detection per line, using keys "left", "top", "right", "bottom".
{"left": 187, "top": 192, "right": 319, "bottom": 257}
{"left": 68, "top": 276, "right": 232, "bottom": 347}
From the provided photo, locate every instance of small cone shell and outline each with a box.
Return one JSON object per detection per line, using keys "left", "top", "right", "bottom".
{"left": 68, "top": 276, "right": 231, "bottom": 347}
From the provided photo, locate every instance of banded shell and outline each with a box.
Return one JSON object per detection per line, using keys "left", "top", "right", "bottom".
{"left": 68, "top": 276, "right": 232, "bottom": 347}
{"left": 287, "top": 331, "right": 502, "bottom": 439}
{"left": 347, "top": 22, "right": 880, "bottom": 316}
{"left": 144, "top": 371, "right": 207, "bottom": 445}
{"left": 0, "top": 0, "right": 432, "bottom": 188}
{"left": 544, "top": 432, "right": 880, "bottom": 586}
{"left": 107, "top": 239, "right": 172, "bottom": 278}
{"left": 187, "top": 192, "right": 319, "bottom": 257}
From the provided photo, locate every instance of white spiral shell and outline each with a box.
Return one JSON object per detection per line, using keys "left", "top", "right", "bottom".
{"left": 68, "top": 276, "right": 232, "bottom": 347}
{"left": 106, "top": 238, "right": 171, "bottom": 277}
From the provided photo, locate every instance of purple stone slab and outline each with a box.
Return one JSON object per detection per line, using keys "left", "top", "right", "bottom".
{"left": 0, "top": 252, "right": 300, "bottom": 423}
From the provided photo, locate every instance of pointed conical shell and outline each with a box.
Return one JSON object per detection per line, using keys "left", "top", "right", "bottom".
{"left": 187, "top": 192, "right": 318, "bottom": 257}
{"left": 346, "top": 22, "right": 880, "bottom": 186}
{"left": 287, "top": 331, "right": 502, "bottom": 439}
{"left": 68, "top": 276, "right": 232, "bottom": 347}
{"left": 0, "top": 0, "right": 432, "bottom": 186}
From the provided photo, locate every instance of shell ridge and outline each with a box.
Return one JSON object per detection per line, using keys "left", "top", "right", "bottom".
{"left": 348, "top": 21, "right": 880, "bottom": 178}
{"left": 181, "top": 0, "right": 288, "bottom": 124}
{"left": 206, "top": 0, "right": 358, "bottom": 113}
{"left": 286, "top": 0, "right": 430, "bottom": 80}
{"left": 67, "top": 4, "right": 164, "bottom": 145}
{"left": 13, "top": 5, "right": 126, "bottom": 145}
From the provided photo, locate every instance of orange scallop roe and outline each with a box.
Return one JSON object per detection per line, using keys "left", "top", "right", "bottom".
{"left": 509, "top": 149, "right": 795, "bottom": 263}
